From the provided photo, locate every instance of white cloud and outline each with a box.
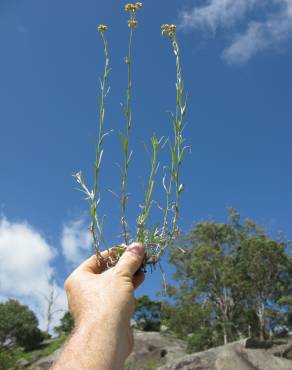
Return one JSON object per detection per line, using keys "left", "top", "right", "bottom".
{"left": 179, "top": 0, "right": 292, "bottom": 64}
{"left": 0, "top": 218, "right": 67, "bottom": 332}
{"left": 180, "top": 0, "right": 261, "bottom": 32}
{"left": 61, "top": 218, "right": 92, "bottom": 266}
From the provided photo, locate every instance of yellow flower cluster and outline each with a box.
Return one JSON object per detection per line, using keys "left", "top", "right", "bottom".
{"left": 97, "top": 24, "right": 108, "bottom": 32}
{"left": 125, "top": 2, "right": 143, "bottom": 12}
{"left": 161, "top": 24, "right": 176, "bottom": 39}
{"left": 128, "top": 19, "right": 138, "bottom": 28}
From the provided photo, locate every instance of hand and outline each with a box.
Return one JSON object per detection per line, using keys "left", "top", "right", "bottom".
{"left": 63, "top": 243, "right": 145, "bottom": 361}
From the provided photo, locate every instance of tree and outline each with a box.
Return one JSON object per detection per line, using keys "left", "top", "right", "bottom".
{"left": 236, "top": 234, "right": 290, "bottom": 340}
{"left": 278, "top": 295, "right": 292, "bottom": 332}
{"left": 54, "top": 311, "right": 75, "bottom": 336}
{"left": 133, "top": 295, "right": 161, "bottom": 331}
{"left": 167, "top": 210, "right": 248, "bottom": 344}
{"left": 0, "top": 300, "right": 43, "bottom": 351}
{"left": 43, "top": 281, "right": 64, "bottom": 335}
{"left": 164, "top": 210, "right": 291, "bottom": 345}
{"left": 162, "top": 299, "right": 218, "bottom": 352}
{"left": 187, "top": 327, "right": 215, "bottom": 353}
{"left": 277, "top": 257, "right": 292, "bottom": 331}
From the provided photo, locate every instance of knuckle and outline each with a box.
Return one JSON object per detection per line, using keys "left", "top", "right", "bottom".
{"left": 125, "top": 253, "right": 140, "bottom": 268}
{"left": 127, "top": 251, "right": 140, "bottom": 262}
{"left": 112, "top": 265, "right": 125, "bottom": 278}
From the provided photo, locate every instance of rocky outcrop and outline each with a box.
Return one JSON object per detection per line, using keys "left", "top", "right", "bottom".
{"left": 125, "top": 331, "right": 186, "bottom": 369}
{"left": 30, "top": 348, "right": 63, "bottom": 370}
{"left": 158, "top": 339, "right": 292, "bottom": 370}
{"left": 29, "top": 331, "right": 186, "bottom": 370}
{"left": 28, "top": 333, "right": 292, "bottom": 370}
{"left": 15, "top": 358, "right": 30, "bottom": 368}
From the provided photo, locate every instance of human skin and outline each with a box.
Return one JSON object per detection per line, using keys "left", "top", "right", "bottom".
{"left": 52, "top": 243, "right": 145, "bottom": 370}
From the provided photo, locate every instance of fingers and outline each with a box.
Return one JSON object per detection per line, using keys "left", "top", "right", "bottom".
{"left": 77, "top": 250, "right": 110, "bottom": 274}
{"left": 133, "top": 271, "right": 145, "bottom": 289}
{"left": 115, "top": 243, "right": 145, "bottom": 276}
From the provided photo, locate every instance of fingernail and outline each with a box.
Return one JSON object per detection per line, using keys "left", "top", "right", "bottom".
{"left": 127, "top": 243, "right": 144, "bottom": 257}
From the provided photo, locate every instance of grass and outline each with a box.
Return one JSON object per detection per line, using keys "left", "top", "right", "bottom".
{"left": 0, "top": 336, "right": 66, "bottom": 370}
{"left": 143, "top": 358, "right": 159, "bottom": 369}
{"left": 124, "top": 357, "right": 159, "bottom": 370}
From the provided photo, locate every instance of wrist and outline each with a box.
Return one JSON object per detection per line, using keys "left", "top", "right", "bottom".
{"left": 76, "top": 311, "right": 131, "bottom": 358}
{"left": 76, "top": 308, "right": 125, "bottom": 331}
{"left": 53, "top": 313, "right": 129, "bottom": 370}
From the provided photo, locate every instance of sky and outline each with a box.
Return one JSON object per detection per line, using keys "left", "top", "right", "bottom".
{"left": 1, "top": 0, "right": 292, "bottom": 331}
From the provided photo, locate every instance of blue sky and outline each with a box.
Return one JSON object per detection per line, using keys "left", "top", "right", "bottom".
{"left": 1, "top": 0, "right": 292, "bottom": 329}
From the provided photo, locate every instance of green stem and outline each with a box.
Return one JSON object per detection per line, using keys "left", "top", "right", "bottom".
{"left": 159, "top": 36, "right": 187, "bottom": 259}
{"left": 91, "top": 32, "right": 110, "bottom": 254}
{"left": 161, "top": 148, "right": 175, "bottom": 238}
{"left": 171, "top": 38, "right": 184, "bottom": 239}
{"left": 137, "top": 136, "right": 159, "bottom": 243}
{"left": 121, "top": 28, "right": 134, "bottom": 245}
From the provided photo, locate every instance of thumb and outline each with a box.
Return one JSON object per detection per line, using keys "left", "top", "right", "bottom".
{"left": 115, "top": 242, "right": 145, "bottom": 276}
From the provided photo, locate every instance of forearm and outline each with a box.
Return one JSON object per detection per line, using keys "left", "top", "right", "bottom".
{"left": 52, "top": 316, "right": 129, "bottom": 370}
{"left": 55, "top": 245, "right": 144, "bottom": 370}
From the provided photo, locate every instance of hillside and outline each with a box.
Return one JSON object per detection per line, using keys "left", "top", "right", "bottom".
{"left": 10, "top": 331, "right": 291, "bottom": 370}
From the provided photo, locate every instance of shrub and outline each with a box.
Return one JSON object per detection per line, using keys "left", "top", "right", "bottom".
{"left": 187, "top": 328, "right": 214, "bottom": 353}
{"left": 0, "top": 350, "right": 14, "bottom": 370}
{"left": 0, "top": 299, "right": 43, "bottom": 351}
{"left": 54, "top": 311, "right": 75, "bottom": 336}
{"left": 134, "top": 295, "right": 161, "bottom": 331}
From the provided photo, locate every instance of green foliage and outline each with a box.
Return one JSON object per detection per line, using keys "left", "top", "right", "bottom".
{"left": 187, "top": 327, "right": 215, "bottom": 353}
{"left": 162, "top": 301, "right": 211, "bottom": 339}
{"left": 0, "top": 350, "right": 14, "bottom": 370}
{"left": 0, "top": 336, "right": 66, "bottom": 370}
{"left": 232, "top": 308, "right": 260, "bottom": 339}
{"left": 134, "top": 296, "right": 161, "bottom": 331}
{"left": 54, "top": 312, "right": 75, "bottom": 336}
{"left": 163, "top": 210, "right": 291, "bottom": 347}
{"left": 278, "top": 295, "right": 292, "bottom": 330}
{"left": 13, "top": 336, "right": 65, "bottom": 362}
{"left": 143, "top": 358, "right": 159, "bottom": 369}
{"left": 0, "top": 300, "right": 43, "bottom": 351}
{"left": 278, "top": 295, "right": 292, "bottom": 307}
{"left": 235, "top": 231, "right": 290, "bottom": 340}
